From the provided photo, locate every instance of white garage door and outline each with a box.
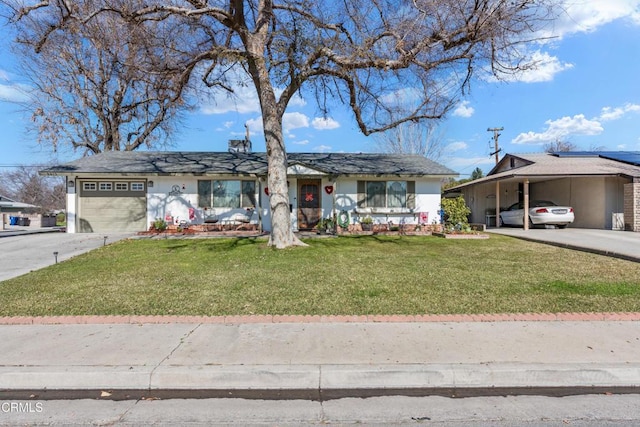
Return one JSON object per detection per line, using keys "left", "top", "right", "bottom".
{"left": 78, "top": 180, "right": 147, "bottom": 233}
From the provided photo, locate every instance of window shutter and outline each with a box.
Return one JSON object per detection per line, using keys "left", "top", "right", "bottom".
{"left": 407, "top": 181, "right": 415, "bottom": 209}
{"left": 357, "top": 181, "right": 365, "bottom": 208}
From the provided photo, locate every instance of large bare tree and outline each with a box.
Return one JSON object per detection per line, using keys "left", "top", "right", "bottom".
{"left": 543, "top": 138, "right": 576, "bottom": 153}
{"left": 4, "top": 0, "right": 197, "bottom": 154}
{"left": 0, "top": 166, "right": 65, "bottom": 213}
{"left": 374, "top": 121, "right": 444, "bottom": 160}
{"left": 7, "top": 0, "right": 556, "bottom": 248}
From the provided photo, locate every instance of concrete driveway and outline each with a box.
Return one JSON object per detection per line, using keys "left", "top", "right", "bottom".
{"left": 0, "top": 232, "right": 134, "bottom": 282}
{"left": 488, "top": 227, "right": 640, "bottom": 263}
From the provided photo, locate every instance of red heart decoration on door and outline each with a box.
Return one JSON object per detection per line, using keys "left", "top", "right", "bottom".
{"left": 324, "top": 186, "right": 334, "bottom": 194}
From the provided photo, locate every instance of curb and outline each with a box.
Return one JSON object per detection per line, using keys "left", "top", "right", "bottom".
{"left": 1, "top": 312, "right": 640, "bottom": 325}
{"left": 2, "top": 363, "right": 639, "bottom": 401}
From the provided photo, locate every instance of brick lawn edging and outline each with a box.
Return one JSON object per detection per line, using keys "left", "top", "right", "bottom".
{"left": 0, "top": 312, "right": 639, "bottom": 325}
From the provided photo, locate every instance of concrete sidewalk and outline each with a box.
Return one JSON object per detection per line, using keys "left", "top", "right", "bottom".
{"left": 1, "top": 320, "right": 638, "bottom": 400}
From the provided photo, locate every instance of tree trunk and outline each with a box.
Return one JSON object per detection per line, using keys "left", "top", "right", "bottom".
{"left": 263, "top": 111, "right": 307, "bottom": 249}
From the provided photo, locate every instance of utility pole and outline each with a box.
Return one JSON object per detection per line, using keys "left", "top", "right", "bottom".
{"left": 488, "top": 127, "right": 504, "bottom": 165}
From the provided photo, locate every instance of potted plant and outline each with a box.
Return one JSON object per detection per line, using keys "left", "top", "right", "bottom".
{"left": 316, "top": 218, "right": 328, "bottom": 234}
{"left": 360, "top": 216, "right": 373, "bottom": 231}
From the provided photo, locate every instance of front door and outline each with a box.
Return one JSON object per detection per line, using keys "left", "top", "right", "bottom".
{"left": 297, "top": 179, "right": 321, "bottom": 230}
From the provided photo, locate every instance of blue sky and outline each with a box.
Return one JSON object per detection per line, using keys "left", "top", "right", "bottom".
{"left": 1, "top": 1, "right": 640, "bottom": 177}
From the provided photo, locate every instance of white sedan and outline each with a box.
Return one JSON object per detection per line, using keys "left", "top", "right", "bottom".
{"left": 499, "top": 200, "right": 574, "bottom": 229}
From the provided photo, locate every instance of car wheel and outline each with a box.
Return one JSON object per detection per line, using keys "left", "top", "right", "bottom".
{"left": 527, "top": 217, "right": 535, "bottom": 229}
{"left": 557, "top": 224, "right": 567, "bottom": 229}
{"left": 499, "top": 216, "right": 504, "bottom": 227}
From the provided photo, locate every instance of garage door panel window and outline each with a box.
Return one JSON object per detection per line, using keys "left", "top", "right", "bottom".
{"left": 198, "top": 180, "right": 256, "bottom": 208}
{"left": 130, "top": 182, "right": 144, "bottom": 192}
{"left": 115, "top": 182, "right": 128, "bottom": 191}
{"left": 83, "top": 182, "right": 97, "bottom": 191}
{"left": 99, "top": 182, "right": 113, "bottom": 191}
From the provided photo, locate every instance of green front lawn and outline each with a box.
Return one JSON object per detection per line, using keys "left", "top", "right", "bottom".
{"left": 1, "top": 235, "right": 639, "bottom": 316}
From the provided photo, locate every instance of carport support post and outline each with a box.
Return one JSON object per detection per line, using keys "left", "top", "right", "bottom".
{"left": 495, "top": 181, "right": 500, "bottom": 228}
{"left": 524, "top": 179, "right": 530, "bottom": 230}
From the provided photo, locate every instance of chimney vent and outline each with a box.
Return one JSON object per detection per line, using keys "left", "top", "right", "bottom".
{"left": 228, "top": 123, "right": 251, "bottom": 153}
{"left": 228, "top": 138, "right": 251, "bottom": 153}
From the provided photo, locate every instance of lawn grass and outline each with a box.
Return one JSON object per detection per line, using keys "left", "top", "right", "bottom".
{"left": 1, "top": 235, "right": 639, "bottom": 316}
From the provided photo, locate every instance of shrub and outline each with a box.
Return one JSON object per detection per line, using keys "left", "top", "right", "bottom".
{"left": 153, "top": 218, "right": 167, "bottom": 232}
{"left": 441, "top": 196, "right": 471, "bottom": 230}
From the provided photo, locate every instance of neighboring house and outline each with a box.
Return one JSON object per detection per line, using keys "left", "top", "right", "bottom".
{"left": 0, "top": 195, "right": 39, "bottom": 228}
{"left": 40, "top": 144, "right": 456, "bottom": 233}
{"left": 0, "top": 195, "right": 38, "bottom": 213}
{"left": 446, "top": 152, "right": 640, "bottom": 231}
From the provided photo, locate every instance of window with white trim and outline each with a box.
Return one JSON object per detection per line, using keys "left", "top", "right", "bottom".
{"left": 358, "top": 180, "right": 415, "bottom": 209}
{"left": 130, "top": 182, "right": 144, "bottom": 191}
{"left": 83, "top": 182, "right": 97, "bottom": 191}
{"left": 198, "top": 180, "right": 256, "bottom": 208}
{"left": 115, "top": 182, "right": 128, "bottom": 191}
{"left": 99, "top": 182, "right": 113, "bottom": 191}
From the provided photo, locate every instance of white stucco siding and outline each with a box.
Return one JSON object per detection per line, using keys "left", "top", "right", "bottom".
{"left": 147, "top": 177, "right": 199, "bottom": 226}
{"left": 147, "top": 177, "right": 262, "bottom": 229}
{"left": 334, "top": 177, "right": 443, "bottom": 226}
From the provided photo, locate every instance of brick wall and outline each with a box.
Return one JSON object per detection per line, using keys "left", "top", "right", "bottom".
{"left": 624, "top": 181, "right": 640, "bottom": 231}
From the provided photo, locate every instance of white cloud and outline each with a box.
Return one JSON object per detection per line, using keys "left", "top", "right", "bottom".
{"left": 549, "top": 1, "right": 640, "bottom": 39}
{"left": 599, "top": 103, "right": 640, "bottom": 121}
{"left": 518, "top": 51, "right": 574, "bottom": 83}
{"left": 0, "top": 70, "right": 30, "bottom": 102}
{"left": 452, "top": 101, "right": 474, "bottom": 118}
{"left": 246, "top": 117, "right": 264, "bottom": 135}
{"left": 292, "top": 139, "right": 310, "bottom": 145}
{"left": 283, "top": 112, "right": 310, "bottom": 133}
{"left": 513, "top": 114, "right": 604, "bottom": 145}
{"left": 513, "top": 102, "right": 640, "bottom": 145}
{"left": 311, "top": 117, "right": 340, "bottom": 130}
{"left": 246, "top": 112, "right": 311, "bottom": 136}
{"left": 445, "top": 141, "right": 469, "bottom": 152}
{"left": 200, "top": 84, "right": 261, "bottom": 115}
{"left": 0, "top": 83, "right": 30, "bottom": 102}
{"left": 488, "top": 50, "right": 574, "bottom": 83}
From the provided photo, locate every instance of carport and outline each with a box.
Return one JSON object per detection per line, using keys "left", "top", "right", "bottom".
{"left": 447, "top": 152, "right": 640, "bottom": 232}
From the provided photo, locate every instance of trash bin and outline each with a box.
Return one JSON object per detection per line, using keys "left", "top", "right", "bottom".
{"left": 9, "top": 216, "right": 17, "bottom": 225}
{"left": 17, "top": 217, "right": 30, "bottom": 226}
{"left": 42, "top": 215, "right": 55, "bottom": 227}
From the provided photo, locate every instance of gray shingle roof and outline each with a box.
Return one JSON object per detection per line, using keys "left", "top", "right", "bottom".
{"left": 41, "top": 151, "right": 457, "bottom": 177}
{"left": 448, "top": 152, "right": 640, "bottom": 191}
